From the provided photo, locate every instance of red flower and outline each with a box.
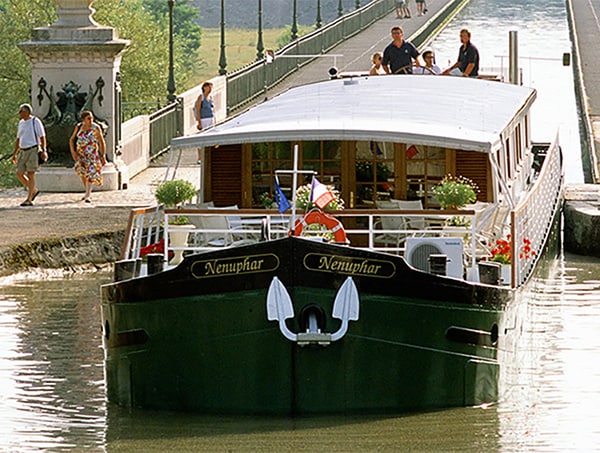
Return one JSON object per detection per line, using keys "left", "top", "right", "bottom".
{"left": 139, "top": 239, "right": 174, "bottom": 259}
{"left": 490, "top": 235, "right": 536, "bottom": 264}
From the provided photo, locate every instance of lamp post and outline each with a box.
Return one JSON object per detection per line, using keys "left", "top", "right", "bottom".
{"left": 219, "top": 0, "right": 227, "bottom": 75}
{"left": 257, "top": 0, "right": 264, "bottom": 60}
{"left": 291, "top": 0, "right": 298, "bottom": 40}
{"left": 338, "top": 0, "right": 343, "bottom": 17}
{"left": 166, "top": 0, "right": 176, "bottom": 103}
{"left": 316, "top": 0, "right": 322, "bottom": 28}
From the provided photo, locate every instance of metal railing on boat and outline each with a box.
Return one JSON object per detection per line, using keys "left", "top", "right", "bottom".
{"left": 121, "top": 206, "right": 500, "bottom": 281}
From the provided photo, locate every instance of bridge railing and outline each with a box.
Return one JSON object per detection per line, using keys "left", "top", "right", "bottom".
{"left": 226, "top": 0, "right": 396, "bottom": 113}
{"left": 148, "top": 99, "right": 183, "bottom": 159}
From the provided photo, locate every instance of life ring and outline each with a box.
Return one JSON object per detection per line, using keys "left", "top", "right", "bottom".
{"left": 290, "top": 209, "right": 348, "bottom": 243}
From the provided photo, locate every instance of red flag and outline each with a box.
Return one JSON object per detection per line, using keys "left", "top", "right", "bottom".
{"left": 406, "top": 145, "right": 419, "bottom": 159}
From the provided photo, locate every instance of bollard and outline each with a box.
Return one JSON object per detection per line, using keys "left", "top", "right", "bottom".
{"left": 478, "top": 261, "right": 501, "bottom": 285}
{"left": 146, "top": 253, "right": 164, "bottom": 275}
{"left": 428, "top": 254, "right": 448, "bottom": 276}
{"left": 114, "top": 259, "right": 137, "bottom": 282}
{"left": 134, "top": 258, "right": 143, "bottom": 277}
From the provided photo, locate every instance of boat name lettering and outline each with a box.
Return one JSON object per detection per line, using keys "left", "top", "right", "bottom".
{"left": 304, "top": 254, "right": 395, "bottom": 278}
{"left": 191, "top": 253, "right": 279, "bottom": 279}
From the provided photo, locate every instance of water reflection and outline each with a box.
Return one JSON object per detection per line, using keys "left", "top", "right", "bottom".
{"left": 497, "top": 254, "right": 600, "bottom": 451}
{"left": 1, "top": 254, "right": 600, "bottom": 451}
{"left": 104, "top": 405, "right": 500, "bottom": 452}
{"left": 0, "top": 270, "right": 108, "bottom": 451}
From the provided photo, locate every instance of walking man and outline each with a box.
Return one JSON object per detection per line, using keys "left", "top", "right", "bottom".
{"left": 382, "top": 26, "right": 420, "bottom": 74}
{"left": 12, "top": 103, "right": 47, "bottom": 207}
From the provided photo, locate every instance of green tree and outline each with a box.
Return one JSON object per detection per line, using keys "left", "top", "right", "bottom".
{"left": 94, "top": 0, "right": 195, "bottom": 102}
{"left": 0, "top": 0, "right": 55, "bottom": 187}
{"left": 0, "top": 0, "right": 197, "bottom": 186}
{"left": 141, "top": 0, "right": 202, "bottom": 72}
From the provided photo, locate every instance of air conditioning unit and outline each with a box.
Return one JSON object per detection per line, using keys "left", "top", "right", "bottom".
{"left": 405, "top": 237, "right": 464, "bottom": 279}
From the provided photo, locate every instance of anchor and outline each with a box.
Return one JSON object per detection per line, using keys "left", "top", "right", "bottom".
{"left": 266, "top": 276, "right": 360, "bottom": 346}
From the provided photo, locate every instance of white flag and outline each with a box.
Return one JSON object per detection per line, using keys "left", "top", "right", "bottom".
{"left": 310, "top": 177, "right": 335, "bottom": 210}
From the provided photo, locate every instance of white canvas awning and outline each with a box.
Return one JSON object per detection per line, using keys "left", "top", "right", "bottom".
{"left": 172, "top": 75, "right": 536, "bottom": 153}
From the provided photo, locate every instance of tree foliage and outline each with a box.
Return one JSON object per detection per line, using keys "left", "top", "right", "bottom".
{"left": 141, "top": 0, "right": 202, "bottom": 72}
{"left": 0, "top": 0, "right": 202, "bottom": 186}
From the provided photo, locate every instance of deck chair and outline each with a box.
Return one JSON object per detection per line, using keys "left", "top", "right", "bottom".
{"left": 394, "top": 199, "right": 427, "bottom": 231}
{"left": 465, "top": 202, "right": 510, "bottom": 260}
{"left": 195, "top": 214, "right": 256, "bottom": 248}
{"left": 374, "top": 200, "right": 410, "bottom": 249}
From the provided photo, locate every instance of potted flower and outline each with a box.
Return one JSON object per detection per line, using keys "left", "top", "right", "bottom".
{"left": 259, "top": 192, "right": 276, "bottom": 209}
{"left": 489, "top": 235, "right": 536, "bottom": 284}
{"left": 155, "top": 179, "right": 197, "bottom": 224}
{"left": 155, "top": 179, "right": 197, "bottom": 264}
{"left": 433, "top": 174, "right": 479, "bottom": 209}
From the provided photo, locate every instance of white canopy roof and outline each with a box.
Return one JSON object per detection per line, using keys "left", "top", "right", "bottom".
{"left": 172, "top": 75, "right": 536, "bottom": 153}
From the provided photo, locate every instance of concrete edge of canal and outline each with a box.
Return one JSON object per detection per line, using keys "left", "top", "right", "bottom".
{"left": 562, "top": 0, "right": 600, "bottom": 257}
{"left": 0, "top": 231, "right": 124, "bottom": 278}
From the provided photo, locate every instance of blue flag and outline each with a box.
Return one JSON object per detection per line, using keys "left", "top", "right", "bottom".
{"left": 274, "top": 179, "right": 291, "bottom": 213}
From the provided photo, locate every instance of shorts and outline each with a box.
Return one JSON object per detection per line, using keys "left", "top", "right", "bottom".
{"left": 16, "top": 147, "right": 39, "bottom": 173}
{"left": 200, "top": 117, "right": 215, "bottom": 130}
{"left": 396, "top": 1, "right": 406, "bottom": 7}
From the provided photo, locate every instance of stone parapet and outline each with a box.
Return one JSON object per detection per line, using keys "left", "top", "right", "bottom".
{"left": 563, "top": 184, "right": 600, "bottom": 257}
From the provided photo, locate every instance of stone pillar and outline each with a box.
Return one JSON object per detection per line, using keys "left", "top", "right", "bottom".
{"left": 18, "top": 0, "right": 130, "bottom": 192}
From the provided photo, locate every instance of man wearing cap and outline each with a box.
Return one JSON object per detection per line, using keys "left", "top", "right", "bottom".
{"left": 12, "top": 104, "right": 47, "bottom": 207}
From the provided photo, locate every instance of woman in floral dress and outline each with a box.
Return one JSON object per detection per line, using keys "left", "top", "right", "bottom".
{"left": 69, "top": 110, "right": 106, "bottom": 202}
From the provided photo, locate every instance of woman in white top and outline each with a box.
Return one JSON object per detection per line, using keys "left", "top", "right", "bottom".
{"left": 368, "top": 52, "right": 386, "bottom": 76}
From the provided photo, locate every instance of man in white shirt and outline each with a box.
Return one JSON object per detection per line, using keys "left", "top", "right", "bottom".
{"left": 12, "top": 104, "right": 47, "bottom": 207}
{"left": 413, "top": 50, "right": 441, "bottom": 75}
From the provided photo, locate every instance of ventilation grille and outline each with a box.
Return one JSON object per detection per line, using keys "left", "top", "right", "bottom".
{"left": 408, "top": 244, "right": 442, "bottom": 272}
{"left": 405, "top": 237, "right": 464, "bottom": 279}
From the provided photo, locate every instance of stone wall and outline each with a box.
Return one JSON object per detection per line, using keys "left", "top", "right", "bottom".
{"left": 0, "top": 231, "right": 124, "bottom": 277}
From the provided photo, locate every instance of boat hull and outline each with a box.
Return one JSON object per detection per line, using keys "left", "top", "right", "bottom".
{"left": 102, "top": 237, "right": 509, "bottom": 415}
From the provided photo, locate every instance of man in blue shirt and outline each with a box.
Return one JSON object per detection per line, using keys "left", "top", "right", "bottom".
{"left": 382, "top": 26, "right": 420, "bottom": 74}
{"left": 443, "top": 28, "right": 480, "bottom": 77}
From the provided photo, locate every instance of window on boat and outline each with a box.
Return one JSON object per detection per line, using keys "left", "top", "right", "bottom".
{"left": 525, "top": 114, "right": 530, "bottom": 149}
{"left": 516, "top": 123, "right": 523, "bottom": 165}
{"left": 251, "top": 142, "right": 292, "bottom": 207}
{"left": 354, "top": 141, "right": 396, "bottom": 207}
{"left": 302, "top": 141, "right": 342, "bottom": 189}
{"left": 403, "top": 144, "right": 446, "bottom": 208}
{"left": 505, "top": 137, "right": 513, "bottom": 179}
{"left": 249, "top": 141, "right": 342, "bottom": 208}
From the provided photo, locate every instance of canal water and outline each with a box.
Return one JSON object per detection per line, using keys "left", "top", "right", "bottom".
{"left": 1, "top": 0, "right": 596, "bottom": 451}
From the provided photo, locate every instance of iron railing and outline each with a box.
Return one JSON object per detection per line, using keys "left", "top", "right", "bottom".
{"left": 122, "top": 101, "right": 163, "bottom": 122}
{"left": 226, "top": 0, "right": 396, "bottom": 113}
{"left": 510, "top": 137, "right": 563, "bottom": 288}
{"left": 148, "top": 98, "right": 183, "bottom": 159}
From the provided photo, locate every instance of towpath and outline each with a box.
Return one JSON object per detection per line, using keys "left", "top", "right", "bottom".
{"left": 567, "top": 0, "right": 600, "bottom": 182}
{"left": 563, "top": 0, "right": 600, "bottom": 256}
